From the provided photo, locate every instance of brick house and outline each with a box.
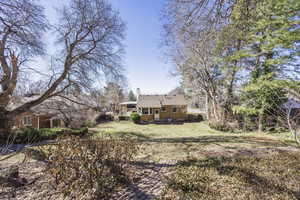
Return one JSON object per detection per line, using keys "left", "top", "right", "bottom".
{"left": 8, "top": 94, "right": 98, "bottom": 129}
{"left": 8, "top": 95, "right": 65, "bottom": 129}
{"left": 136, "top": 94, "right": 187, "bottom": 122}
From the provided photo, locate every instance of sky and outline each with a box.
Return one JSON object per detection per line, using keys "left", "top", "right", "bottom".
{"left": 41, "top": 0, "right": 181, "bottom": 95}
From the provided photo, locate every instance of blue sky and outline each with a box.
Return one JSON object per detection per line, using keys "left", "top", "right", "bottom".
{"left": 41, "top": 0, "right": 180, "bottom": 94}
{"left": 110, "top": 0, "right": 181, "bottom": 94}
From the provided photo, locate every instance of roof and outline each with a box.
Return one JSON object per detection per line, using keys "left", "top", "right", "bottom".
{"left": 7, "top": 94, "right": 98, "bottom": 115}
{"left": 120, "top": 101, "right": 137, "bottom": 105}
{"left": 137, "top": 94, "right": 187, "bottom": 108}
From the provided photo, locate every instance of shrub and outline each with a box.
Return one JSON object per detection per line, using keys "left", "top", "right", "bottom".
{"left": 2, "top": 127, "right": 89, "bottom": 144}
{"left": 118, "top": 116, "right": 130, "bottom": 121}
{"left": 45, "top": 136, "right": 139, "bottom": 199}
{"left": 130, "top": 113, "right": 140, "bottom": 124}
{"left": 95, "top": 113, "right": 113, "bottom": 123}
{"left": 209, "top": 120, "right": 234, "bottom": 132}
{"left": 84, "top": 120, "right": 96, "bottom": 128}
{"left": 186, "top": 114, "right": 204, "bottom": 122}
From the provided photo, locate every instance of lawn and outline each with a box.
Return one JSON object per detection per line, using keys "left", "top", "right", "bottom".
{"left": 93, "top": 121, "right": 300, "bottom": 200}
{"left": 1, "top": 121, "right": 299, "bottom": 199}
{"left": 93, "top": 121, "right": 297, "bottom": 162}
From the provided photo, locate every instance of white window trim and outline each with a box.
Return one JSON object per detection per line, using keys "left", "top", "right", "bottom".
{"left": 161, "top": 107, "right": 166, "bottom": 112}
{"left": 141, "top": 108, "right": 153, "bottom": 115}
{"left": 23, "top": 116, "right": 32, "bottom": 126}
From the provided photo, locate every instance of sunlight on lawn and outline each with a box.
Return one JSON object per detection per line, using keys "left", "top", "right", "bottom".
{"left": 93, "top": 121, "right": 296, "bottom": 162}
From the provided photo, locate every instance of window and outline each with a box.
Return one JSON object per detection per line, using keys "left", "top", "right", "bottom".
{"left": 172, "top": 107, "right": 177, "bottom": 113}
{"left": 23, "top": 116, "right": 32, "bottom": 126}
{"left": 161, "top": 107, "right": 166, "bottom": 112}
{"left": 142, "top": 108, "right": 153, "bottom": 115}
{"left": 142, "top": 108, "right": 149, "bottom": 115}
{"left": 127, "top": 104, "right": 136, "bottom": 109}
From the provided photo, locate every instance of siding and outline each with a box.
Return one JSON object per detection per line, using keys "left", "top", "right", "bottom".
{"left": 139, "top": 105, "right": 187, "bottom": 122}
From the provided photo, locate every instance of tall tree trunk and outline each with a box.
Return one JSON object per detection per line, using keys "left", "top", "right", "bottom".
{"left": 293, "top": 131, "right": 300, "bottom": 146}
{"left": 258, "top": 112, "right": 264, "bottom": 133}
{"left": 0, "top": 109, "right": 12, "bottom": 134}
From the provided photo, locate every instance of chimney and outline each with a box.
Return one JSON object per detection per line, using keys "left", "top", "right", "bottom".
{"left": 136, "top": 88, "right": 141, "bottom": 100}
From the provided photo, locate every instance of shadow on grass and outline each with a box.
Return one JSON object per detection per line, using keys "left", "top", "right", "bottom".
{"left": 163, "top": 152, "right": 300, "bottom": 199}
{"left": 106, "top": 131, "right": 295, "bottom": 147}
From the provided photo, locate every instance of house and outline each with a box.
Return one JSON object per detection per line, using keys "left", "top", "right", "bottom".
{"left": 8, "top": 94, "right": 99, "bottom": 129}
{"left": 8, "top": 95, "right": 65, "bottom": 129}
{"left": 136, "top": 94, "right": 187, "bottom": 122}
{"left": 119, "top": 101, "right": 137, "bottom": 116}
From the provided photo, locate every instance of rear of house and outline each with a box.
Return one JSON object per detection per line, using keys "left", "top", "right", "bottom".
{"left": 137, "top": 94, "right": 187, "bottom": 122}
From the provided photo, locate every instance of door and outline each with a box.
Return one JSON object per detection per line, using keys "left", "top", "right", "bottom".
{"left": 154, "top": 109, "right": 160, "bottom": 121}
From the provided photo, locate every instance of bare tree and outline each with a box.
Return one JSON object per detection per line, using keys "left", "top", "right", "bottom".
{"left": 0, "top": 0, "right": 48, "bottom": 129}
{"left": 162, "top": 0, "right": 240, "bottom": 123}
{"left": 103, "top": 82, "right": 124, "bottom": 112}
{"left": 0, "top": 0, "right": 125, "bottom": 131}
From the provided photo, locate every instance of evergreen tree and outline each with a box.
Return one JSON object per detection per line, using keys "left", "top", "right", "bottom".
{"left": 128, "top": 90, "right": 137, "bottom": 101}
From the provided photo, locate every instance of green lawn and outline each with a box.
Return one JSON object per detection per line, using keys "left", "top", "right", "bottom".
{"left": 93, "top": 121, "right": 297, "bottom": 162}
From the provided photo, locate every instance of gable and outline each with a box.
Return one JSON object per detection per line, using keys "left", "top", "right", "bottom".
{"left": 137, "top": 94, "right": 187, "bottom": 108}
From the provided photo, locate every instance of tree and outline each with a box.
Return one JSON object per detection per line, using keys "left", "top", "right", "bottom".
{"left": 162, "top": 0, "right": 240, "bottom": 123}
{"left": 103, "top": 82, "right": 124, "bottom": 112}
{"left": 162, "top": 0, "right": 300, "bottom": 130}
{"left": 0, "top": 0, "right": 48, "bottom": 129}
{"left": 233, "top": 75, "right": 287, "bottom": 132}
{"left": 0, "top": 0, "right": 125, "bottom": 131}
{"left": 232, "top": 0, "right": 300, "bottom": 131}
{"left": 128, "top": 90, "right": 136, "bottom": 101}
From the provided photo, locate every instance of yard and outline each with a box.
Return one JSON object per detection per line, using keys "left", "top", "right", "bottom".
{"left": 93, "top": 121, "right": 298, "bottom": 162}
{"left": 1, "top": 121, "right": 300, "bottom": 199}
{"left": 92, "top": 121, "right": 300, "bottom": 200}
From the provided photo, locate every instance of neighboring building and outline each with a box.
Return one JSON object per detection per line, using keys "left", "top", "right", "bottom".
{"left": 13, "top": 111, "right": 64, "bottom": 129}
{"left": 8, "top": 94, "right": 99, "bottom": 129}
{"left": 8, "top": 95, "right": 65, "bottom": 129}
{"left": 119, "top": 101, "right": 137, "bottom": 116}
{"left": 169, "top": 86, "right": 207, "bottom": 115}
{"left": 136, "top": 94, "right": 187, "bottom": 122}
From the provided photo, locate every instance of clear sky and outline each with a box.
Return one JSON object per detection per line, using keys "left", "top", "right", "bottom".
{"left": 111, "top": 0, "right": 180, "bottom": 94}
{"left": 41, "top": 0, "right": 180, "bottom": 95}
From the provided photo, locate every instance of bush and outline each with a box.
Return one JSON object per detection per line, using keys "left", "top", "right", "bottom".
{"left": 95, "top": 113, "right": 113, "bottom": 123}
{"left": 3, "top": 127, "right": 89, "bottom": 144}
{"left": 209, "top": 121, "right": 234, "bottom": 132}
{"left": 130, "top": 113, "right": 140, "bottom": 124}
{"left": 186, "top": 114, "right": 204, "bottom": 122}
{"left": 45, "top": 136, "right": 139, "bottom": 199}
{"left": 118, "top": 116, "right": 130, "bottom": 121}
{"left": 84, "top": 120, "right": 96, "bottom": 128}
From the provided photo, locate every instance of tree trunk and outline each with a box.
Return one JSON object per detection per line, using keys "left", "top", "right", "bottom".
{"left": 258, "top": 113, "right": 264, "bottom": 133}
{"left": 0, "top": 109, "right": 11, "bottom": 134}
{"left": 293, "top": 131, "right": 300, "bottom": 146}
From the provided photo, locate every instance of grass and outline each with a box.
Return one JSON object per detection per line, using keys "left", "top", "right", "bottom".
{"left": 94, "top": 121, "right": 300, "bottom": 199}
{"left": 160, "top": 151, "right": 300, "bottom": 200}
{"left": 1, "top": 121, "right": 299, "bottom": 199}
{"left": 93, "top": 121, "right": 297, "bottom": 162}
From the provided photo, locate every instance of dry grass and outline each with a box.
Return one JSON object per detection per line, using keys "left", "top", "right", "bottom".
{"left": 93, "top": 121, "right": 297, "bottom": 162}
{"left": 160, "top": 151, "right": 300, "bottom": 200}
